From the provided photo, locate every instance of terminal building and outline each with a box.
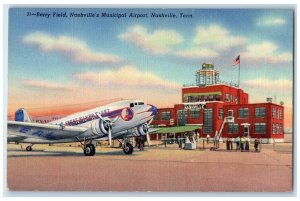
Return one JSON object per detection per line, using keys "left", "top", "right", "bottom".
{"left": 151, "top": 63, "right": 284, "bottom": 143}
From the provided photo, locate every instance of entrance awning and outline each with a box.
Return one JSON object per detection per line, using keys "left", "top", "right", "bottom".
{"left": 155, "top": 125, "right": 201, "bottom": 134}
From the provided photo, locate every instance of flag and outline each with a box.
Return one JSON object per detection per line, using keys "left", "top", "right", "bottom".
{"left": 233, "top": 55, "right": 240, "bottom": 66}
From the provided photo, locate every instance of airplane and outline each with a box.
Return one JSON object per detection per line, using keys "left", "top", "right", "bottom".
{"left": 7, "top": 99, "right": 158, "bottom": 156}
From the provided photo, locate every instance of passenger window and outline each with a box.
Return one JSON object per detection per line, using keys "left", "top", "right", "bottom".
{"left": 135, "top": 102, "right": 138, "bottom": 105}
{"left": 138, "top": 102, "right": 144, "bottom": 105}
{"left": 130, "top": 103, "right": 134, "bottom": 107}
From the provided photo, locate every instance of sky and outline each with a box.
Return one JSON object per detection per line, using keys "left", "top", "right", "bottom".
{"left": 7, "top": 8, "right": 294, "bottom": 128}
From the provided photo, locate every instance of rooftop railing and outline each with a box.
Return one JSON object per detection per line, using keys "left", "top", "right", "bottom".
{"left": 183, "top": 80, "right": 239, "bottom": 88}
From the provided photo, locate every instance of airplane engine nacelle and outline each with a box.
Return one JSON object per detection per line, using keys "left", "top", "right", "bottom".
{"left": 91, "top": 119, "right": 110, "bottom": 136}
{"left": 137, "top": 124, "right": 148, "bottom": 136}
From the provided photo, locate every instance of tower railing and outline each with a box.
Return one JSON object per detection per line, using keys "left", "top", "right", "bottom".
{"left": 183, "top": 80, "right": 238, "bottom": 88}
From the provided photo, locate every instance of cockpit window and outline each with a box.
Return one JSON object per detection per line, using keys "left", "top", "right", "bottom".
{"left": 138, "top": 102, "right": 144, "bottom": 105}
{"left": 130, "top": 103, "right": 134, "bottom": 107}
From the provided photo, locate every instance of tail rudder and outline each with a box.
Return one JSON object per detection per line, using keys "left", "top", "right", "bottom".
{"left": 15, "top": 108, "right": 32, "bottom": 122}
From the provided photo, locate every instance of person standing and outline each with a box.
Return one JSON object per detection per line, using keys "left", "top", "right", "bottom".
{"left": 214, "top": 133, "right": 220, "bottom": 149}
{"left": 226, "top": 137, "right": 229, "bottom": 151}
{"left": 241, "top": 136, "right": 245, "bottom": 152}
{"left": 230, "top": 137, "right": 234, "bottom": 151}
{"left": 178, "top": 137, "right": 182, "bottom": 149}
{"left": 196, "top": 132, "right": 200, "bottom": 143}
{"left": 254, "top": 138, "right": 260, "bottom": 152}
{"left": 139, "top": 136, "right": 144, "bottom": 151}
{"left": 245, "top": 136, "right": 250, "bottom": 152}
{"left": 235, "top": 136, "right": 240, "bottom": 151}
{"left": 206, "top": 134, "right": 210, "bottom": 144}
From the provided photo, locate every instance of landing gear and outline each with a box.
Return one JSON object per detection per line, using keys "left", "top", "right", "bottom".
{"left": 26, "top": 144, "right": 34, "bottom": 151}
{"left": 76, "top": 137, "right": 96, "bottom": 156}
{"left": 122, "top": 142, "right": 133, "bottom": 155}
{"left": 26, "top": 146, "right": 32, "bottom": 151}
{"left": 84, "top": 144, "right": 95, "bottom": 156}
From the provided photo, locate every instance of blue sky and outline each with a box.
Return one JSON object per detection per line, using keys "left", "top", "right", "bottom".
{"left": 8, "top": 8, "right": 294, "bottom": 126}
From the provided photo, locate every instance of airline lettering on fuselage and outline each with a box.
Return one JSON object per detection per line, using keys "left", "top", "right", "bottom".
{"left": 63, "top": 109, "right": 110, "bottom": 126}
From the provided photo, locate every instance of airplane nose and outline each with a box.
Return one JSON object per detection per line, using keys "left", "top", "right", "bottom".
{"left": 151, "top": 105, "right": 158, "bottom": 115}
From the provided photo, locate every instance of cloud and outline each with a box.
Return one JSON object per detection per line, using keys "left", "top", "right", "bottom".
{"left": 257, "top": 17, "right": 286, "bottom": 26}
{"left": 23, "top": 80, "right": 72, "bottom": 90}
{"left": 119, "top": 25, "right": 183, "bottom": 54}
{"left": 175, "top": 24, "right": 245, "bottom": 60}
{"left": 176, "top": 47, "right": 219, "bottom": 59}
{"left": 241, "top": 41, "right": 293, "bottom": 64}
{"left": 23, "top": 32, "right": 121, "bottom": 64}
{"left": 193, "top": 24, "right": 246, "bottom": 50}
{"left": 243, "top": 78, "right": 292, "bottom": 92}
{"left": 74, "top": 65, "right": 181, "bottom": 90}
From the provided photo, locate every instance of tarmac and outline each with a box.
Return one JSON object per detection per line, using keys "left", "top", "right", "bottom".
{"left": 6, "top": 141, "right": 293, "bottom": 193}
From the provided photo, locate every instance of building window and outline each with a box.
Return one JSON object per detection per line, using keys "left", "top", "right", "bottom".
{"left": 272, "top": 123, "right": 276, "bottom": 134}
{"left": 238, "top": 108, "right": 249, "bottom": 118}
{"left": 177, "top": 110, "right": 188, "bottom": 126}
{"left": 190, "top": 108, "right": 200, "bottom": 119}
{"left": 219, "top": 108, "right": 223, "bottom": 119}
{"left": 255, "top": 107, "right": 266, "bottom": 118}
{"left": 225, "top": 94, "right": 230, "bottom": 102}
{"left": 204, "top": 109, "right": 213, "bottom": 134}
{"left": 161, "top": 111, "right": 171, "bottom": 121}
{"left": 279, "top": 124, "right": 283, "bottom": 134}
{"left": 209, "top": 95, "right": 214, "bottom": 101}
{"left": 254, "top": 123, "right": 266, "bottom": 134}
{"left": 198, "top": 95, "right": 203, "bottom": 101}
{"left": 203, "top": 96, "right": 208, "bottom": 102}
{"left": 272, "top": 123, "right": 282, "bottom": 134}
{"left": 154, "top": 113, "right": 159, "bottom": 120}
{"left": 228, "top": 123, "right": 239, "bottom": 134}
{"left": 278, "top": 109, "right": 283, "bottom": 119}
{"left": 273, "top": 124, "right": 283, "bottom": 134}
{"left": 230, "top": 94, "right": 233, "bottom": 102}
{"left": 216, "top": 95, "right": 221, "bottom": 101}
{"left": 272, "top": 107, "right": 276, "bottom": 119}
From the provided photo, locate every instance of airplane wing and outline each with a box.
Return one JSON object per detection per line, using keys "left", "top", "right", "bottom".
{"left": 7, "top": 121, "right": 88, "bottom": 142}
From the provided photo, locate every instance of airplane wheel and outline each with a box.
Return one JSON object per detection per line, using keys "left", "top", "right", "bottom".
{"left": 123, "top": 142, "right": 133, "bottom": 155}
{"left": 90, "top": 144, "right": 96, "bottom": 156}
{"left": 84, "top": 144, "right": 93, "bottom": 156}
{"left": 26, "top": 146, "right": 32, "bottom": 151}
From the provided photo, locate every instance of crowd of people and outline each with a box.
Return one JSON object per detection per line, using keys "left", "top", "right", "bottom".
{"left": 225, "top": 136, "right": 260, "bottom": 152}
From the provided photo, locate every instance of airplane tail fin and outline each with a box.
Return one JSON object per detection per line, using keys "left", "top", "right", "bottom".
{"left": 15, "top": 108, "right": 32, "bottom": 122}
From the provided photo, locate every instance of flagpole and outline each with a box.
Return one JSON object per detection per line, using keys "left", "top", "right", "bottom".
{"left": 238, "top": 56, "right": 240, "bottom": 88}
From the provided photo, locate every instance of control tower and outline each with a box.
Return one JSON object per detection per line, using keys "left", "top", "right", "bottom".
{"left": 196, "top": 63, "right": 220, "bottom": 86}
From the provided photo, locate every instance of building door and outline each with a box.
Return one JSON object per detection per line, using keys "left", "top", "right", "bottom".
{"left": 244, "top": 126, "right": 249, "bottom": 137}
{"left": 241, "top": 123, "right": 251, "bottom": 138}
{"left": 228, "top": 110, "right": 233, "bottom": 117}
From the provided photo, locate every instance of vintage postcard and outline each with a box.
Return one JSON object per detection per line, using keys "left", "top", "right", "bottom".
{"left": 5, "top": 6, "right": 294, "bottom": 193}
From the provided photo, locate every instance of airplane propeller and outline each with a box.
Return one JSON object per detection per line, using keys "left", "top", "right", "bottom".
{"left": 145, "top": 117, "right": 154, "bottom": 147}
{"left": 96, "top": 113, "right": 118, "bottom": 147}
